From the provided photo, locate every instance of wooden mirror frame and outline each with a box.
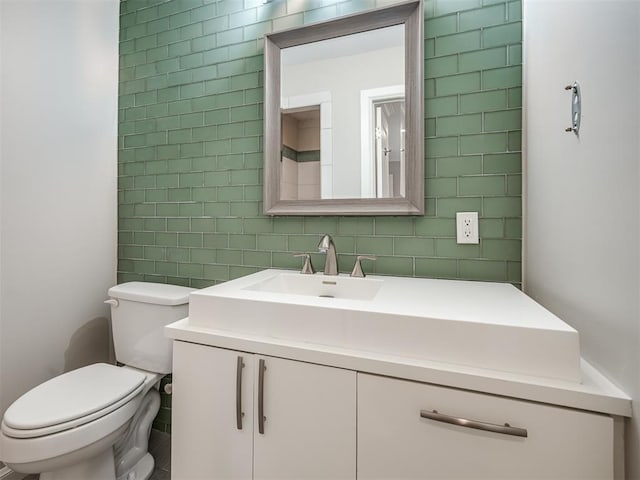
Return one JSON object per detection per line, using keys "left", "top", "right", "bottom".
{"left": 263, "top": 0, "right": 423, "bottom": 216}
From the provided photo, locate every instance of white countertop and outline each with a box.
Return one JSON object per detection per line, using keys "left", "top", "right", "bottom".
{"left": 166, "top": 318, "right": 632, "bottom": 418}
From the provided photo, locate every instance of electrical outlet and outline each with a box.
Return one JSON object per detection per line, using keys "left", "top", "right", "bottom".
{"left": 456, "top": 212, "right": 479, "bottom": 244}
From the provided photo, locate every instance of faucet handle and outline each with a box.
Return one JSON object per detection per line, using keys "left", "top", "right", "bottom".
{"left": 293, "top": 253, "right": 315, "bottom": 275}
{"left": 351, "top": 255, "right": 376, "bottom": 278}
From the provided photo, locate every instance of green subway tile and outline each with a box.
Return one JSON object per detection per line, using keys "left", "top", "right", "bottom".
{"left": 168, "top": 188, "right": 191, "bottom": 202}
{"left": 229, "top": 234, "right": 257, "bottom": 249}
{"left": 483, "top": 239, "right": 521, "bottom": 261}
{"left": 134, "top": 232, "right": 156, "bottom": 245}
{"left": 507, "top": 260, "right": 521, "bottom": 284}
{"left": 217, "top": 186, "right": 244, "bottom": 201}
{"left": 435, "top": 238, "right": 481, "bottom": 258}
{"left": 204, "top": 203, "right": 230, "bottom": 217}
{"left": 479, "top": 218, "right": 504, "bottom": 238}
{"left": 181, "top": 112, "right": 204, "bottom": 128}
{"left": 426, "top": 95, "right": 458, "bottom": 118}
{"left": 484, "top": 109, "right": 521, "bottom": 132}
{"left": 435, "top": 0, "right": 481, "bottom": 15}
{"left": 374, "top": 256, "right": 413, "bottom": 276}
{"left": 156, "top": 232, "right": 178, "bottom": 247}
{"left": 483, "top": 196, "right": 521, "bottom": 217}
{"left": 436, "top": 155, "right": 482, "bottom": 176}
{"left": 231, "top": 72, "right": 260, "bottom": 90}
{"left": 459, "top": 47, "right": 507, "bottom": 73}
{"left": 230, "top": 137, "right": 259, "bottom": 153}
{"left": 217, "top": 27, "right": 243, "bottom": 47}
{"left": 273, "top": 13, "right": 303, "bottom": 31}
{"left": 505, "top": 218, "right": 522, "bottom": 238}
{"left": 437, "top": 197, "right": 482, "bottom": 217}
{"left": 426, "top": 177, "right": 457, "bottom": 197}
{"left": 156, "top": 261, "right": 178, "bottom": 276}
{"left": 288, "top": 235, "right": 319, "bottom": 253}
{"left": 459, "top": 259, "right": 506, "bottom": 281}
{"left": 273, "top": 217, "right": 304, "bottom": 234}
{"left": 167, "top": 218, "right": 189, "bottom": 232}
{"left": 484, "top": 152, "right": 521, "bottom": 174}
{"left": 460, "top": 90, "right": 507, "bottom": 113}
{"left": 217, "top": 218, "right": 244, "bottom": 233}
{"left": 435, "top": 72, "right": 481, "bottom": 96}
{"left": 243, "top": 250, "right": 271, "bottom": 267}
{"left": 132, "top": 259, "right": 155, "bottom": 274}
{"left": 483, "top": 22, "right": 522, "bottom": 48}
{"left": 483, "top": 65, "right": 522, "bottom": 89}
{"left": 120, "top": 245, "right": 143, "bottom": 259}
{"left": 375, "top": 218, "right": 414, "bottom": 236}
{"left": 191, "top": 248, "right": 217, "bottom": 264}
{"left": 134, "top": 202, "right": 156, "bottom": 215}
{"left": 157, "top": 203, "right": 179, "bottom": 217}
{"left": 168, "top": 128, "right": 191, "bottom": 144}
{"left": 508, "top": 130, "right": 521, "bottom": 151}
{"left": 204, "top": 233, "right": 230, "bottom": 248}
{"left": 460, "top": 133, "right": 508, "bottom": 154}
{"left": 230, "top": 202, "right": 259, "bottom": 217}
{"left": 178, "top": 233, "right": 203, "bottom": 248}
{"left": 229, "top": 266, "right": 259, "bottom": 280}
{"left": 355, "top": 237, "right": 394, "bottom": 256}
{"left": 507, "top": 174, "right": 521, "bottom": 194}
{"left": 394, "top": 237, "right": 435, "bottom": 257}
{"left": 179, "top": 53, "right": 204, "bottom": 71}
{"left": 303, "top": 217, "right": 338, "bottom": 234}
{"left": 168, "top": 40, "right": 191, "bottom": 58}
{"left": 257, "top": 234, "right": 287, "bottom": 251}
{"left": 415, "top": 217, "right": 456, "bottom": 237}
{"left": 217, "top": 249, "right": 242, "bottom": 264}
{"left": 204, "top": 171, "right": 230, "bottom": 186}
{"left": 229, "top": 41, "right": 258, "bottom": 60}
{"left": 437, "top": 114, "right": 482, "bottom": 136}
{"left": 144, "top": 246, "right": 165, "bottom": 261}
{"left": 190, "top": 4, "right": 216, "bottom": 22}
{"left": 509, "top": 44, "right": 522, "bottom": 65}
{"left": 218, "top": 122, "right": 245, "bottom": 139}
{"left": 459, "top": 175, "right": 505, "bottom": 196}
{"left": 435, "top": 30, "right": 481, "bottom": 56}
{"left": 426, "top": 118, "right": 436, "bottom": 137}
{"left": 508, "top": 1, "right": 522, "bottom": 22}
{"left": 425, "top": 14, "right": 457, "bottom": 39}
{"left": 192, "top": 34, "right": 217, "bottom": 53}
{"left": 508, "top": 87, "right": 522, "bottom": 108}
{"left": 178, "top": 263, "right": 204, "bottom": 278}
{"left": 231, "top": 105, "right": 259, "bottom": 122}
{"left": 192, "top": 187, "right": 217, "bottom": 202}
{"left": 180, "top": 23, "right": 203, "bottom": 41}
{"left": 459, "top": 4, "right": 505, "bottom": 32}
{"left": 426, "top": 136, "right": 458, "bottom": 158}
{"left": 425, "top": 55, "right": 458, "bottom": 79}
{"left": 203, "top": 264, "right": 229, "bottom": 281}
{"left": 192, "top": 126, "right": 218, "bottom": 142}
{"left": 179, "top": 203, "right": 203, "bottom": 217}
{"left": 205, "top": 140, "right": 231, "bottom": 155}
{"left": 415, "top": 257, "right": 458, "bottom": 278}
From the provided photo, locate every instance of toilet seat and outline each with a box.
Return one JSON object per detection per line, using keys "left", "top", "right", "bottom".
{"left": 2, "top": 364, "right": 145, "bottom": 439}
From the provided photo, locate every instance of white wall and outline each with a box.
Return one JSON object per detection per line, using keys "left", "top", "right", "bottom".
{"left": 0, "top": 0, "right": 119, "bottom": 418}
{"left": 523, "top": 1, "right": 640, "bottom": 477}
{"left": 282, "top": 46, "right": 403, "bottom": 198}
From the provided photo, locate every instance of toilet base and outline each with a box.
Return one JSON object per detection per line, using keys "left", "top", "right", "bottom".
{"left": 40, "top": 447, "right": 115, "bottom": 480}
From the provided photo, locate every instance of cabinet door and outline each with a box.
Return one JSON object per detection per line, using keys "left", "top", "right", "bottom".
{"left": 253, "top": 355, "right": 356, "bottom": 480}
{"left": 358, "top": 373, "right": 614, "bottom": 480}
{"left": 172, "top": 341, "right": 254, "bottom": 480}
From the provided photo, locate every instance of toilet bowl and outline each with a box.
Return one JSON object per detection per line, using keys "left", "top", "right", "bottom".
{"left": 0, "top": 282, "right": 194, "bottom": 480}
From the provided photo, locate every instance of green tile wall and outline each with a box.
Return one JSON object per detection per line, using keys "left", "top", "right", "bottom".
{"left": 118, "top": 0, "right": 522, "bottom": 432}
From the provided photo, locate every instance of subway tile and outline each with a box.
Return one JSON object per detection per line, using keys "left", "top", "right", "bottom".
{"left": 415, "top": 217, "right": 456, "bottom": 237}
{"left": 437, "top": 113, "right": 482, "bottom": 136}
{"left": 425, "top": 95, "right": 458, "bottom": 118}
{"left": 459, "top": 259, "right": 506, "bottom": 281}
{"left": 435, "top": 0, "right": 481, "bottom": 16}
{"left": 484, "top": 108, "right": 521, "bottom": 132}
{"left": 437, "top": 197, "right": 483, "bottom": 217}
{"left": 483, "top": 65, "right": 522, "bottom": 89}
{"left": 436, "top": 155, "right": 483, "bottom": 177}
{"left": 483, "top": 22, "right": 522, "bottom": 48}
{"left": 483, "top": 196, "right": 521, "bottom": 217}
{"left": 483, "top": 152, "right": 521, "bottom": 174}
{"left": 425, "top": 14, "right": 457, "bottom": 39}
{"left": 435, "top": 238, "right": 481, "bottom": 258}
{"left": 373, "top": 256, "right": 413, "bottom": 277}
{"left": 460, "top": 132, "right": 508, "bottom": 154}
{"left": 394, "top": 237, "right": 435, "bottom": 257}
{"left": 415, "top": 257, "right": 458, "bottom": 279}
{"left": 375, "top": 217, "right": 414, "bottom": 236}
{"left": 426, "top": 177, "right": 458, "bottom": 197}
{"left": 458, "top": 175, "right": 506, "bottom": 196}
{"left": 435, "top": 72, "right": 481, "bottom": 96}
{"left": 459, "top": 4, "right": 505, "bottom": 32}
{"left": 425, "top": 55, "right": 458, "bottom": 79}
{"left": 459, "top": 47, "right": 507, "bottom": 73}
{"left": 460, "top": 90, "right": 507, "bottom": 113}
{"left": 435, "top": 30, "right": 481, "bottom": 56}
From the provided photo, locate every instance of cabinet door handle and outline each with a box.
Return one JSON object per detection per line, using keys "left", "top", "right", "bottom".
{"left": 258, "top": 358, "right": 266, "bottom": 434}
{"left": 236, "top": 356, "right": 244, "bottom": 430}
{"left": 420, "top": 409, "right": 528, "bottom": 438}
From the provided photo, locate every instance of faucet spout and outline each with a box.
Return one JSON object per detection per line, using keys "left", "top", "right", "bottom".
{"left": 317, "top": 234, "right": 339, "bottom": 276}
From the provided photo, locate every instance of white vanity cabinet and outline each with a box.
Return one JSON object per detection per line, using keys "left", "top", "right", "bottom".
{"left": 171, "top": 340, "right": 357, "bottom": 480}
{"left": 357, "top": 373, "right": 615, "bottom": 479}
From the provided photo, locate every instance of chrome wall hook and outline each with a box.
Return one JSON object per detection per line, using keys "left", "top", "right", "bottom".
{"left": 564, "top": 82, "right": 581, "bottom": 135}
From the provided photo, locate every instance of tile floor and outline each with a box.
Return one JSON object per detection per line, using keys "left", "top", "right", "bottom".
{"left": 21, "top": 429, "right": 171, "bottom": 480}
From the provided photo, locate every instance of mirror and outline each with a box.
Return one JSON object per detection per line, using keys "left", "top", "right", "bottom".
{"left": 264, "top": 0, "right": 423, "bottom": 215}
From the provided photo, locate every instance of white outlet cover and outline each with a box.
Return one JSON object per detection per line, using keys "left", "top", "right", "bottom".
{"left": 456, "top": 212, "right": 479, "bottom": 244}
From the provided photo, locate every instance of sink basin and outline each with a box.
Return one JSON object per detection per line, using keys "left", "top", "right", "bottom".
{"left": 243, "top": 272, "right": 383, "bottom": 300}
{"left": 187, "top": 269, "right": 582, "bottom": 383}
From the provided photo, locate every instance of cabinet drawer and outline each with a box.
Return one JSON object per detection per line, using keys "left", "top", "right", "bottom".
{"left": 358, "top": 373, "right": 613, "bottom": 480}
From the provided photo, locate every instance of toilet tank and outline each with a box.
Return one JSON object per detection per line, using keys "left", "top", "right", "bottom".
{"left": 107, "top": 282, "right": 195, "bottom": 374}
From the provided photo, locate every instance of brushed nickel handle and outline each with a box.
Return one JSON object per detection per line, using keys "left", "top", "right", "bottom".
{"left": 258, "top": 359, "right": 266, "bottom": 434}
{"left": 235, "top": 356, "right": 244, "bottom": 430}
{"left": 351, "top": 255, "right": 376, "bottom": 278}
{"left": 293, "top": 253, "right": 315, "bottom": 274}
{"left": 420, "top": 409, "right": 528, "bottom": 438}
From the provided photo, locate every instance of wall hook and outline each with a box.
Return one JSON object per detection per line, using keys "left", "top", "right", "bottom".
{"left": 564, "top": 82, "right": 581, "bottom": 135}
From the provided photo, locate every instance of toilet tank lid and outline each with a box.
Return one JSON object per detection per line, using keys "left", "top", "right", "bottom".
{"left": 108, "top": 282, "right": 196, "bottom": 305}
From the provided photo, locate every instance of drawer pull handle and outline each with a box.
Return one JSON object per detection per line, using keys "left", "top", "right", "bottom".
{"left": 236, "top": 356, "right": 244, "bottom": 430}
{"left": 420, "top": 409, "right": 528, "bottom": 438}
{"left": 258, "top": 359, "right": 266, "bottom": 434}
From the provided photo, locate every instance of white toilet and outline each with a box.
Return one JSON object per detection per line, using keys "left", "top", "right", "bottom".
{"left": 0, "top": 282, "right": 194, "bottom": 480}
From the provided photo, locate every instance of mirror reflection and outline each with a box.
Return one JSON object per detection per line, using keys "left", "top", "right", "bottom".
{"left": 280, "top": 25, "right": 405, "bottom": 200}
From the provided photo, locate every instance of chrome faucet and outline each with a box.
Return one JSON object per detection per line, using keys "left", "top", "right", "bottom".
{"left": 317, "top": 234, "right": 338, "bottom": 275}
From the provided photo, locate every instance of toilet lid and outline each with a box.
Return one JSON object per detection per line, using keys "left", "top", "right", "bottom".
{"left": 3, "top": 364, "right": 145, "bottom": 434}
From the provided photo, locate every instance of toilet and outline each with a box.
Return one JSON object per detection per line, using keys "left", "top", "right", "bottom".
{"left": 0, "top": 282, "right": 194, "bottom": 480}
